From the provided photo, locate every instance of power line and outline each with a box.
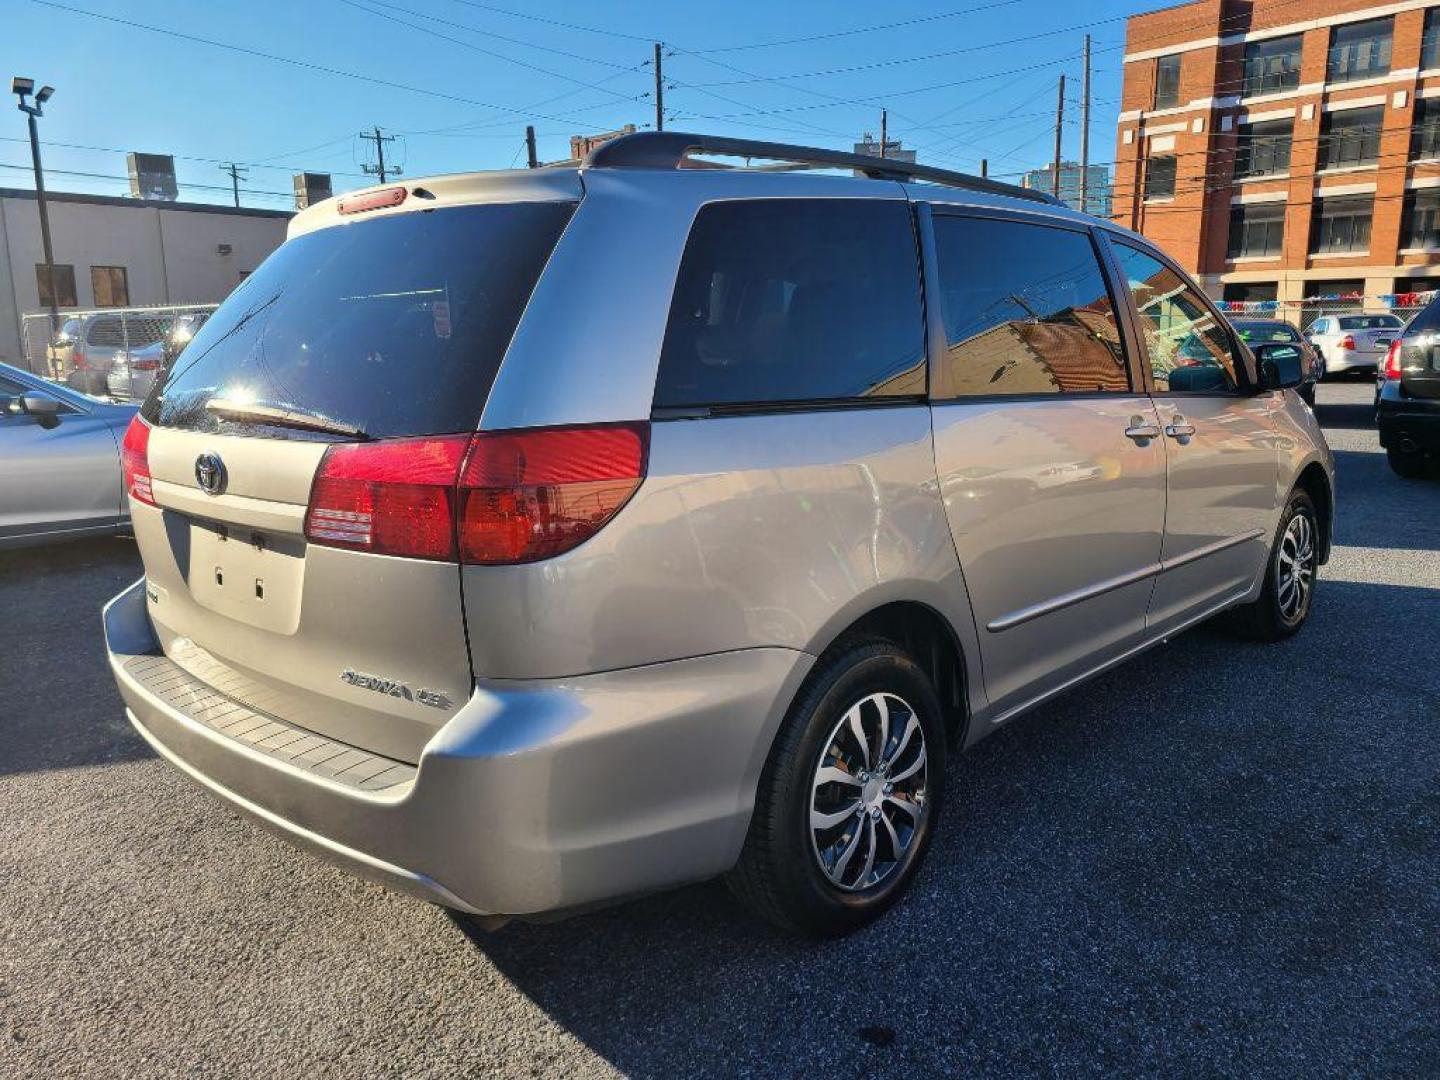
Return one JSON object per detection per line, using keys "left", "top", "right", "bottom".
{"left": 29, "top": 1, "right": 647, "bottom": 130}
{"left": 0, "top": 160, "right": 295, "bottom": 200}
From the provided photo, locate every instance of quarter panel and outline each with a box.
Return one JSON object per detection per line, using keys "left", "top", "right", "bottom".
{"left": 462, "top": 406, "right": 968, "bottom": 680}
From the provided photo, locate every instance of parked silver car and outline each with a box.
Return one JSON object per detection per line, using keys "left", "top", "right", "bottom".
{"left": 0, "top": 361, "right": 138, "bottom": 547}
{"left": 102, "top": 133, "right": 1335, "bottom": 937}
{"left": 1304, "top": 313, "right": 1405, "bottom": 376}
{"left": 48, "top": 313, "right": 170, "bottom": 394}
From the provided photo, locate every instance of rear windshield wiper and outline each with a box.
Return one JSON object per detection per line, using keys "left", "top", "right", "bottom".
{"left": 205, "top": 398, "right": 368, "bottom": 439}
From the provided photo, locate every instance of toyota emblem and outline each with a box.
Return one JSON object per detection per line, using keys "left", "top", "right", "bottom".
{"left": 195, "top": 451, "right": 227, "bottom": 495}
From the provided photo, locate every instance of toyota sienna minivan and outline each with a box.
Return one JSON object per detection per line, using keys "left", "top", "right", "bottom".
{"left": 103, "top": 132, "right": 1334, "bottom": 937}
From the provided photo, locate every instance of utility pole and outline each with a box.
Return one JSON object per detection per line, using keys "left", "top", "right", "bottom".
{"left": 359, "top": 126, "right": 400, "bottom": 183}
{"left": 1079, "top": 35, "right": 1092, "bottom": 215}
{"left": 979, "top": 158, "right": 988, "bottom": 178}
{"left": 219, "top": 162, "right": 248, "bottom": 208}
{"left": 653, "top": 43, "right": 665, "bottom": 131}
{"left": 1052, "top": 73, "right": 1066, "bottom": 200}
{"left": 880, "top": 109, "right": 888, "bottom": 158}
{"left": 12, "top": 78, "right": 58, "bottom": 342}
{"left": 525, "top": 125, "right": 538, "bottom": 168}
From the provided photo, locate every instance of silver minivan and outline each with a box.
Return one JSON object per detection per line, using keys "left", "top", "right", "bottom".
{"left": 103, "top": 133, "right": 1334, "bottom": 937}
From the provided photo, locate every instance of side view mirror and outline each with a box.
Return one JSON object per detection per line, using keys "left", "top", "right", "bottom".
{"left": 20, "top": 391, "right": 63, "bottom": 427}
{"left": 1254, "top": 342, "right": 1305, "bottom": 391}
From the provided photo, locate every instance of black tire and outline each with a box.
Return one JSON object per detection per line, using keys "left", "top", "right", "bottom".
{"left": 1299, "top": 384, "right": 1315, "bottom": 406}
{"left": 1387, "top": 448, "right": 1429, "bottom": 479}
{"left": 727, "top": 640, "right": 946, "bottom": 937}
{"left": 1227, "top": 489, "right": 1319, "bottom": 642}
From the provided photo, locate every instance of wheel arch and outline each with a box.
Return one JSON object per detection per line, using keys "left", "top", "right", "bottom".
{"left": 809, "top": 599, "right": 971, "bottom": 747}
{"left": 1293, "top": 459, "right": 1334, "bottom": 564}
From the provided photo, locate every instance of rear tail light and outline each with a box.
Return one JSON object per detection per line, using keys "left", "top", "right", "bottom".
{"left": 458, "top": 424, "right": 648, "bottom": 565}
{"left": 1383, "top": 340, "right": 1403, "bottom": 380}
{"left": 72, "top": 346, "right": 87, "bottom": 370}
{"left": 303, "top": 423, "right": 648, "bottom": 564}
{"left": 121, "top": 415, "right": 155, "bottom": 506}
{"left": 132, "top": 355, "right": 161, "bottom": 371}
{"left": 304, "top": 435, "right": 471, "bottom": 560}
{"left": 1339, "top": 334, "right": 1356, "bottom": 351}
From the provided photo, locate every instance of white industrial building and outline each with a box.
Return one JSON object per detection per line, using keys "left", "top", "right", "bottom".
{"left": 0, "top": 187, "right": 291, "bottom": 364}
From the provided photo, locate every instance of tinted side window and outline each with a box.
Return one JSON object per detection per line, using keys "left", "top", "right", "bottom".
{"left": 1113, "top": 244, "right": 1239, "bottom": 393}
{"left": 654, "top": 200, "right": 925, "bottom": 409}
{"left": 932, "top": 216, "right": 1129, "bottom": 397}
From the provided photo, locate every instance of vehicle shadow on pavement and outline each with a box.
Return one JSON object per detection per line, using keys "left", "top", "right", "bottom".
{"left": 1328, "top": 450, "right": 1440, "bottom": 551}
{"left": 455, "top": 583, "right": 1440, "bottom": 1078}
{"left": 1311, "top": 397, "right": 1376, "bottom": 432}
{"left": 0, "top": 536, "right": 151, "bottom": 778}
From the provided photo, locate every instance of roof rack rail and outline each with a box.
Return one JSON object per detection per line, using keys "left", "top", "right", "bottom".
{"left": 581, "top": 131, "right": 1062, "bottom": 207}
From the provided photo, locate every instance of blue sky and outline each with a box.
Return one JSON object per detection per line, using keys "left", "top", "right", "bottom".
{"left": 3, "top": 0, "right": 1146, "bottom": 208}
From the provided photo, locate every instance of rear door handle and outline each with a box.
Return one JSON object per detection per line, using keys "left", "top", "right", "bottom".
{"left": 1124, "top": 417, "right": 1161, "bottom": 443}
{"left": 1165, "top": 416, "right": 1197, "bottom": 439}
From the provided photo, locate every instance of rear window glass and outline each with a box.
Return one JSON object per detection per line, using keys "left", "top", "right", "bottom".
{"left": 88, "top": 318, "right": 167, "bottom": 348}
{"left": 1337, "top": 315, "right": 1401, "bottom": 330}
{"left": 654, "top": 199, "right": 925, "bottom": 410}
{"left": 143, "top": 201, "right": 574, "bottom": 440}
{"left": 1233, "top": 322, "right": 1299, "bottom": 343}
{"left": 932, "top": 216, "right": 1129, "bottom": 396}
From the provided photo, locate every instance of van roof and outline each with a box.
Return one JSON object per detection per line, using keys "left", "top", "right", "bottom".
{"left": 289, "top": 131, "right": 1121, "bottom": 241}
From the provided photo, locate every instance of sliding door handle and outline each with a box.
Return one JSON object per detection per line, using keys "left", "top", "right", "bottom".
{"left": 1165, "top": 416, "right": 1197, "bottom": 439}
{"left": 1124, "top": 416, "right": 1161, "bottom": 443}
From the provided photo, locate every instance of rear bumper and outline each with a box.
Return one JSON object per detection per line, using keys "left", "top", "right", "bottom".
{"left": 104, "top": 578, "right": 812, "bottom": 916}
{"left": 1323, "top": 349, "right": 1380, "bottom": 373}
{"left": 1376, "top": 389, "right": 1440, "bottom": 452}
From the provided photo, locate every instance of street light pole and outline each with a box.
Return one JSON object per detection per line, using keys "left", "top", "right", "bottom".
{"left": 13, "top": 77, "right": 58, "bottom": 341}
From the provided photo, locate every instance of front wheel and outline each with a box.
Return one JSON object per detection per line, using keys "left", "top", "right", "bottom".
{"left": 1226, "top": 489, "right": 1319, "bottom": 642}
{"left": 727, "top": 641, "right": 946, "bottom": 937}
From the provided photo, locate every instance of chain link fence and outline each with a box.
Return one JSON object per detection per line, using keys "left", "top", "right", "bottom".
{"left": 1219, "top": 291, "right": 1435, "bottom": 332}
{"left": 19, "top": 303, "right": 219, "bottom": 399}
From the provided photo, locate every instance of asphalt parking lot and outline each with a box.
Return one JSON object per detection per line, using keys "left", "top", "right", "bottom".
{"left": 2, "top": 380, "right": 1437, "bottom": 1078}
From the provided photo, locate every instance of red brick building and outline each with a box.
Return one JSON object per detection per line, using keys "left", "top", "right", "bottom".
{"left": 1114, "top": 0, "right": 1440, "bottom": 313}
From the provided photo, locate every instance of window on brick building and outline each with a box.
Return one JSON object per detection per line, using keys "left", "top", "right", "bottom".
{"left": 1412, "top": 97, "right": 1440, "bottom": 160}
{"left": 1242, "top": 35, "right": 1302, "bottom": 97}
{"left": 1327, "top": 18, "right": 1393, "bottom": 83}
{"left": 1228, "top": 203, "right": 1286, "bottom": 259}
{"left": 1144, "top": 155, "right": 1177, "bottom": 199}
{"left": 1402, "top": 189, "right": 1440, "bottom": 250}
{"left": 1153, "top": 54, "right": 1181, "bottom": 110}
{"left": 1319, "top": 106, "right": 1383, "bottom": 169}
{"left": 1424, "top": 9, "right": 1440, "bottom": 71}
{"left": 1234, "top": 118, "right": 1293, "bottom": 178}
{"left": 1223, "top": 282, "right": 1279, "bottom": 304}
{"left": 1311, "top": 196, "right": 1373, "bottom": 255}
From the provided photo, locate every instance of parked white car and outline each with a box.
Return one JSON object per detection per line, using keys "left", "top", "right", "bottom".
{"left": 1304, "top": 313, "right": 1405, "bottom": 376}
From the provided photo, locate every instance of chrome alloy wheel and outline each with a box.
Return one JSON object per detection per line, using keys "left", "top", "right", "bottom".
{"left": 809, "top": 691, "right": 928, "bottom": 892}
{"left": 1276, "top": 510, "right": 1317, "bottom": 622}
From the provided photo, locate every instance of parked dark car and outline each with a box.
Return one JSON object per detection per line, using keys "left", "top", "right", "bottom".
{"left": 1377, "top": 296, "right": 1440, "bottom": 478}
{"left": 1231, "top": 319, "right": 1322, "bottom": 405}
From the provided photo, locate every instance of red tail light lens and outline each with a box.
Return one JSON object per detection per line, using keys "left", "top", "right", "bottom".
{"left": 1384, "top": 340, "right": 1403, "bottom": 380}
{"left": 458, "top": 423, "right": 648, "bottom": 565}
{"left": 304, "top": 435, "right": 471, "bottom": 560}
{"left": 132, "top": 358, "right": 161, "bottom": 371}
{"left": 72, "top": 346, "right": 87, "bottom": 371}
{"left": 1339, "top": 334, "right": 1356, "bottom": 351}
{"left": 304, "top": 424, "right": 648, "bottom": 564}
{"left": 121, "top": 415, "right": 155, "bottom": 506}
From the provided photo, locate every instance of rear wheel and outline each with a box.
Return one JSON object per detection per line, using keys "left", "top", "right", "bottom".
{"left": 1227, "top": 489, "right": 1319, "bottom": 642}
{"left": 1387, "top": 448, "right": 1429, "bottom": 479}
{"left": 727, "top": 640, "right": 945, "bottom": 937}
